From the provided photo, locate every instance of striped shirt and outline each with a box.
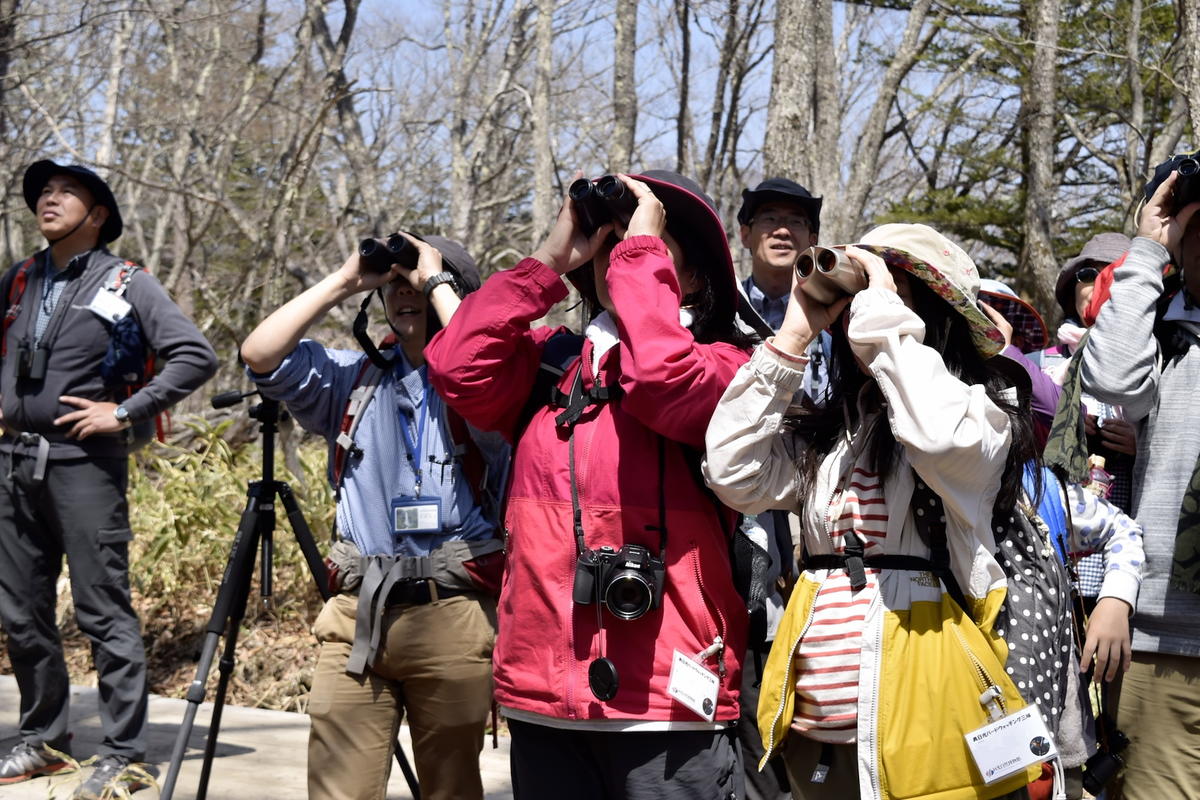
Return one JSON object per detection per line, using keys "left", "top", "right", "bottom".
{"left": 792, "top": 466, "right": 888, "bottom": 743}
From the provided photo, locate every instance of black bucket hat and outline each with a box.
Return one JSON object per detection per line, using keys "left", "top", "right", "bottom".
{"left": 23, "top": 160, "right": 123, "bottom": 243}
{"left": 736, "top": 177, "right": 823, "bottom": 233}
{"left": 423, "top": 234, "right": 481, "bottom": 295}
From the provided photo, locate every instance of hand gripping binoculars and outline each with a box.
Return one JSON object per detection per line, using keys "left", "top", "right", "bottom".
{"left": 794, "top": 246, "right": 868, "bottom": 304}
{"left": 357, "top": 233, "right": 418, "bottom": 274}
{"left": 569, "top": 175, "right": 638, "bottom": 236}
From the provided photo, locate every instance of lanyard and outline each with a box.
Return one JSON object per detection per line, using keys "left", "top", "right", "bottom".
{"left": 398, "top": 375, "right": 434, "bottom": 497}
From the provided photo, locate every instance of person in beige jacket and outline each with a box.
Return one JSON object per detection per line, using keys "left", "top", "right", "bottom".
{"left": 703, "top": 224, "right": 1040, "bottom": 800}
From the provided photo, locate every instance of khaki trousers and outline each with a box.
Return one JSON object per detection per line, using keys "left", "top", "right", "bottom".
{"left": 1111, "top": 651, "right": 1200, "bottom": 800}
{"left": 306, "top": 591, "right": 497, "bottom": 800}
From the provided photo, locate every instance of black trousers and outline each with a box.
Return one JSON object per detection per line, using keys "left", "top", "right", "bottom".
{"left": 0, "top": 452, "right": 147, "bottom": 760}
{"left": 509, "top": 717, "right": 743, "bottom": 800}
{"left": 738, "top": 642, "right": 790, "bottom": 799}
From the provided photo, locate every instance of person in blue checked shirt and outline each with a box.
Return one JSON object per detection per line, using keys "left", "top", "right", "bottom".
{"left": 240, "top": 233, "right": 507, "bottom": 800}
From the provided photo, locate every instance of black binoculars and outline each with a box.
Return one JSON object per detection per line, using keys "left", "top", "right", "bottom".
{"left": 1173, "top": 156, "right": 1200, "bottom": 213}
{"left": 16, "top": 337, "right": 48, "bottom": 381}
{"left": 358, "top": 233, "right": 418, "bottom": 274}
{"left": 569, "top": 175, "right": 638, "bottom": 236}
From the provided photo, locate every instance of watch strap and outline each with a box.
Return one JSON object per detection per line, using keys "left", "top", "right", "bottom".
{"left": 423, "top": 271, "right": 458, "bottom": 299}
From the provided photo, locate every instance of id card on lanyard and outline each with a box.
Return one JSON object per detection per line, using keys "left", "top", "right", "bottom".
{"left": 393, "top": 375, "right": 442, "bottom": 536}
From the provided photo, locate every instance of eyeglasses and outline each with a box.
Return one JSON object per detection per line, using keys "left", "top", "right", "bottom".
{"left": 752, "top": 213, "right": 810, "bottom": 232}
{"left": 1075, "top": 266, "right": 1101, "bottom": 284}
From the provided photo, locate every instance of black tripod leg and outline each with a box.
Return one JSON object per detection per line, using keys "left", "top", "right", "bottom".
{"left": 159, "top": 483, "right": 267, "bottom": 800}
{"left": 277, "top": 482, "right": 330, "bottom": 601}
{"left": 276, "top": 484, "right": 421, "bottom": 799}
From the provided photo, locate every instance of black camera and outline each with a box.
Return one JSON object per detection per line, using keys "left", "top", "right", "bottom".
{"left": 16, "top": 338, "right": 48, "bottom": 381}
{"left": 1081, "top": 717, "right": 1130, "bottom": 795}
{"left": 569, "top": 175, "right": 638, "bottom": 236}
{"left": 573, "top": 543, "right": 665, "bottom": 621}
{"left": 358, "top": 233, "right": 418, "bottom": 274}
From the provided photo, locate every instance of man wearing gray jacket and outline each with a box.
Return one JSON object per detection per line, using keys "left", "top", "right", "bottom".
{"left": 1079, "top": 158, "right": 1200, "bottom": 798}
{"left": 0, "top": 161, "right": 218, "bottom": 798}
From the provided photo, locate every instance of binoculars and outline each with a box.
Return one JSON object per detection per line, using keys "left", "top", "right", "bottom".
{"left": 1172, "top": 156, "right": 1200, "bottom": 213}
{"left": 794, "top": 246, "right": 867, "bottom": 303}
{"left": 569, "top": 175, "right": 637, "bottom": 236}
{"left": 358, "top": 233, "right": 418, "bottom": 274}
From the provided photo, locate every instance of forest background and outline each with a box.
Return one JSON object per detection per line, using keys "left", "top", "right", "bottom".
{"left": 0, "top": 0, "right": 1197, "bottom": 709}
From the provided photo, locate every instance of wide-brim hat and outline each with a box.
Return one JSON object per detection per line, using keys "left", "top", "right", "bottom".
{"left": 850, "top": 223, "right": 1005, "bottom": 357}
{"left": 569, "top": 170, "right": 755, "bottom": 333}
{"left": 23, "top": 160, "right": 123, "bottom": 243}
{"left": 978, "top": 279, "right": 1048, "bottom": 353}
{"left": 1054, "top": 232, "right": 1130, "bottom": 318}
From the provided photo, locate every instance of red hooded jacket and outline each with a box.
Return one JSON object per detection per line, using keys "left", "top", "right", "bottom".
{"left": 426, "top": 235, "right": 749, "bottom": 724}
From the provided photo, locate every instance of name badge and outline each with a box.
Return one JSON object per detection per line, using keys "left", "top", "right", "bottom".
{"left": 391, "top": 496, "right": 441, "bottom": 535}
{"left": 965, "top": 704, "right": 1057, "bottom": 784}
{"left": 667, "top": 649, "right": 719, "bottom": 722}
{"left": 87, "top": 288, "right": 131, "bottom": 323}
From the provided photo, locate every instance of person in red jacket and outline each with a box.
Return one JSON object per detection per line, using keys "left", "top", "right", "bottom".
{"left": 426, "top": 171, "right": 754, "bottom": 799}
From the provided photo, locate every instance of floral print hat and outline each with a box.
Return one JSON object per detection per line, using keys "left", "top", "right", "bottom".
{"left": 851, "top": 223, "right": 1006, "bottom": 358}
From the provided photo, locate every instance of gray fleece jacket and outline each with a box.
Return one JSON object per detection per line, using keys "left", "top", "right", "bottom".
{"left": 1080, "top": 236, "right": 1200, "bottom": 656}
{"left": 0, "top": 248, "right": 218, "bottom": 460}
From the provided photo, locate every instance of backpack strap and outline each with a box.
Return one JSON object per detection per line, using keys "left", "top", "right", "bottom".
{"left": 909, "top": 477, "right": 971, "bottom": 614}
{"left": 332, "top": 360, "right": 385, "bottom": 499}
{"left": 1, "top": 257, "right": 37, "bottom": 357}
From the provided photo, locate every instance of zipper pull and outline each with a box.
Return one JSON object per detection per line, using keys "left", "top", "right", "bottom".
{"left": 979, "top": 685, "right": 1005, "bottom": 722}
{"left": 696, "top": 636, "right": 726, "bottom": 678}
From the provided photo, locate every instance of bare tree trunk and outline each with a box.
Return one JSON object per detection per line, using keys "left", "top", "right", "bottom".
{"left": 808, "top": 0, "right": 838, "bottom": 204}
{"left": 675, "top": 0, "right": 691, "bottom": 175}
{"left": 307, "top": 0, "right": 385, "bottom": 231}
{"left": 531, "top": 0, "right": 556, "bottom": 249}
{"left": 1018, "top": 0, "right": 1061, "bottom": 320}
{"left": 763, "top": 0, "right": 816, "bottom": 183}
{"left": 611, "top": 0, "right": 638, "bottom": 171}
{"left": 829, "top": 0, "right": 934, "bottom": 244}
{"left": 1181, "top": 0, "right": 1200, "bottom": 137}
{"left": 0, "top": 0, "right": 23, "bottom": 263}
{"left": 95, "top": 6, "right": 133, "bottom": 170}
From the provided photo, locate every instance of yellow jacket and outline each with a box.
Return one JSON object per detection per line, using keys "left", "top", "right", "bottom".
{"left": 703, "top": 289, "right": 1040, "bottom": 798}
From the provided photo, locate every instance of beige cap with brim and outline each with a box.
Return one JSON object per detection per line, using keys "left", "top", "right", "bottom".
{"left": 849, "top": 223, "right": 1006, "bottom": 358}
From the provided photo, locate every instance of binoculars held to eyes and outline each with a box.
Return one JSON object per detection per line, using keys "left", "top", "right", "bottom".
{"left": 569, "top": 175, "right": 638, "bottom": 236}
{"left": 358, "top": 233, "right": 418, "bottom": 274}
{"left": 794, "top": 246, "right": 867, "bottom": 303}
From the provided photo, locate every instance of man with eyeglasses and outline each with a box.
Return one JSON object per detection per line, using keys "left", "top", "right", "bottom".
{"left": 730, "top": 177, "right": 829, "bottom": 800}
{"left": 736, "top": 178, "right": 830, "bottom": 407}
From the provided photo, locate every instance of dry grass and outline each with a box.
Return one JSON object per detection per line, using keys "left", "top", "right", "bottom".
{"left": 0, "top": 414, "right": 336, "bottom": 712}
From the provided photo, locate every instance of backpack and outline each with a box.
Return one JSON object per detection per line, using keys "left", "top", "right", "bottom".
{"left": 1, "top": 256, "right": 165, "bottom": 448}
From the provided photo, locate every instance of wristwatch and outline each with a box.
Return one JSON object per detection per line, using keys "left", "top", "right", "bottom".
{"left": 422, "top": 271, "right": 458, "bottom": 299}
{"left": 113, "top": 405, "right": 131, "bottom": 428}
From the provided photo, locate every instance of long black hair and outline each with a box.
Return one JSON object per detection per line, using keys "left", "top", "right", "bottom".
{"left": 674, "top": 227, "right": 758, "bottom": 351}
{"left": 788, "top": 276, "right": 1039, "bottom": 521}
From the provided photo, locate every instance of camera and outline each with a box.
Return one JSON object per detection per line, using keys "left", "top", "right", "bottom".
{"left": 16, "top": 337, "right": 48, "bottom": 381}
{"left": 573, "top": 543, "right": 665, "bottom": 621}
{"left": 794, "top": 246, "right": 867, "bottom": 304}
{"left": 1081, "top": 717, "right": 1130, "bottom": 795}
{"left": 358, "top": 233, "right": 418, "bottom": 274}
{"left": 569, "top": 175, "right": 638, "bottom": 236}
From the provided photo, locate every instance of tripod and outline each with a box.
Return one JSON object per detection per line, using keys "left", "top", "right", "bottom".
{"left": 159, "top": 391, "right": 420, "bottom": 799}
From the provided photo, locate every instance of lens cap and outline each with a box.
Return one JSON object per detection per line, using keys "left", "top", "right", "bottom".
{"left": 588, "top": 657, "right": 619, "bottom": 701}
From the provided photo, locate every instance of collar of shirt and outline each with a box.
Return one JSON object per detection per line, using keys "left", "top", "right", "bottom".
{"left": 585, "top": 308, "right": 696, "bottom": 374}
{"left": 743, "top": 275, "right": 789, "bottom": 330}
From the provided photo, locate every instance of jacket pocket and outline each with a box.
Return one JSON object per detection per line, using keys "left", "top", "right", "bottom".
{"left": 877, "top": 596, "right": 1032, "bottom": 799}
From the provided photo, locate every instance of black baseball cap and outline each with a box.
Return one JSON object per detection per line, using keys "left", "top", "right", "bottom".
{"left": 23, "top": 160, "right": 123, "bottom": 243}
{"left": 736, "top": 177, "right": 822, "bottom": 232}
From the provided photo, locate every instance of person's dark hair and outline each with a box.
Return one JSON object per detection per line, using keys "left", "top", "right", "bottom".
{"left": 788, "top": 277, "right": 1038, "bottom": 522}
{"left": 673, "top": 226, "right": 758, "bottom": 350}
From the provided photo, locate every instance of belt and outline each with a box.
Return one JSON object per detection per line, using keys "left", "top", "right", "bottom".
{"left": 386, "top": 580, "right": 473, "bottom": 606}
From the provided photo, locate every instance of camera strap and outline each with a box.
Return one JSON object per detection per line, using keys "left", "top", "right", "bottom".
{"left": 565, "top": 426, "right": 668, "bottom": 561}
